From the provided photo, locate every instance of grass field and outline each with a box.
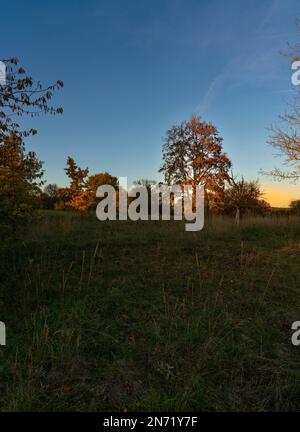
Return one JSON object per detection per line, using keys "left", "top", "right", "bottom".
{"left": 1, "top": 212, "right": 300, "bottom": 411}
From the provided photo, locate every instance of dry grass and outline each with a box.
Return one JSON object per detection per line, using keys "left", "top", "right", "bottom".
{"left": 0, "top": 212, "right": 300, "bottom": 411}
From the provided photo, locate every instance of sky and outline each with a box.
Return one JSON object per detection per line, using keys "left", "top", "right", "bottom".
{"left": 2, "top": 0, "right": 300, "bottom": 206}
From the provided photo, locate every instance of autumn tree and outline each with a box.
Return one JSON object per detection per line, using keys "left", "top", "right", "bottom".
{"left": 0, "top": 57, "right": 63, "bottom": 225}
{"left": 87, "top": 172, "right": 118, "bottom": 209}
{"left": 62, "top": 157, "right": 89, "bottom": 213}
{"left": 159, "top": 115, "right": 231, "bottom": 210}
{"left": 0, "top": 132, "right": 43, "bottom": 225}
{"left": 61, "top": 160, "right": 119, "bottom": 213}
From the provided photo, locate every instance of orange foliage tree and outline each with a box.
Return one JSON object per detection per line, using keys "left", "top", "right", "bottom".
{"left": 159, "top": 115, "right": 232, "bottom": 210}
{"left": 63, "top": 157, "right": 90, "bottom": 213}
{"left": 62, "top": 158, "right": 119, "bottom": 214}
{"left": 0, "top": 57, "right": 63, "bottom": 226}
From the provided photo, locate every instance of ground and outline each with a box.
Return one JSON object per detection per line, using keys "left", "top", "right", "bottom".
{"left": 1, "top": 212, "right": 300, "bottom": 411}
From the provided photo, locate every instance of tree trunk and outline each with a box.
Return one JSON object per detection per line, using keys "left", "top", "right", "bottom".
{"left": 235, "top": 208, "right": 240, "bottom": 226}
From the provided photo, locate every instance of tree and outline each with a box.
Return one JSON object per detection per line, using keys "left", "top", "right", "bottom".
{"left": 0, "top": 132, "right": 43, "bottom": 225}
{"left": 133, "top": 179, "right": 157, "bottom": 188}
{"left": 44, "top": 183, "right": 59, "bottom": 199}
{"left": 266, "top": 127, "right": 300, "bottom": 182}
{"left": 87, "top": 172, "right": 118, "bottom": 209}
{"left": 290, "top": 199, "right": 300, "bottom": 214}
{"left": 39, "top": 184, "right": 59, "bottom": 209}
{"left": 63, "top": 157, "right": 90, "bottom": 213}
{"left": 223, "top": 178, "right": 270, "bottom": 219}
{"left": 133, "top": 179, "right": 157, "bottom": 214}
{"left": 159, "top": 115, "right": 231, "bottom": 209}
{"left": 65, "top": 157, "right": 89, "bottom": 192}
{"left": 61, "top": 161, "right": 119, "bottom": 213}
{"left": 0, "top": 57, "right": 63, "bottom": 226}
{"left": 264, "top": 22, "right": 300, "bottom": 182}
{"left": 0, "top": 57, "right": 63, "bottom": 139}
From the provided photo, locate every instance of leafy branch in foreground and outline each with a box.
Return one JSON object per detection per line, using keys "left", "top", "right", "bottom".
{"left": 263, "top": 21, "right": 300, "bottom": 182}
{"left": 0, "top": 58, "right": 63, "bottom": 230}
{"left": 0, "top": 57, "right": 63, "bottom": 138}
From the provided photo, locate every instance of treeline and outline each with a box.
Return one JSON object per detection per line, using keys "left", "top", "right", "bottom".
{"left": 1, "top": 58, "right": 300, "bottom": 233}
{"left": 36, "top": 154, "right": 299, "bottom": 217}
{"left": 2, "top": 119, "right": 299, "bottom": 230}
{"left": 39, "top": 157, "right": 118, "bottom": 212}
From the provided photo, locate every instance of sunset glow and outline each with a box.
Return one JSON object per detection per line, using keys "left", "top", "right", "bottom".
{"left": 262, "top": 182, "right": 300, "bottom": 207}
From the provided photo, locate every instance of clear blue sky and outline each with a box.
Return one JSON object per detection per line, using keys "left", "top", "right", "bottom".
{"left": 2, "top": 0, "right": 300, "bottom": 203}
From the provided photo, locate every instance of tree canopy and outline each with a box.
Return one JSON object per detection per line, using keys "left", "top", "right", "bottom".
{"left": 0, "top": 57, "right": 63, "bottom": 227}
{"left": 223, "top": 178, "right": 270, "bottom": 216}
{"left": 0, "top": 132, "right": 43, "bottom": 225}
{"left": 159, "top": 115, "right": 231, "bottom": 208}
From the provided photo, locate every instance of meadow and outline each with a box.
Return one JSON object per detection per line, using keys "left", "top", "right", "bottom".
{"left": 0, "top": 212, "right": 300, "bottom": 411}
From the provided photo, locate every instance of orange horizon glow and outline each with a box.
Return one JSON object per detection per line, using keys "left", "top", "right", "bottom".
{"left": 262, "top": 182, "right": 300, "bottom": 208}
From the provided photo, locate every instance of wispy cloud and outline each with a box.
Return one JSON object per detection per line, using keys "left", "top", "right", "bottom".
{"left": 258, "top": 0, "right": 281, "bottom": 31}
{"left": 196, "top": 0, "right": 291, "bottom": 114}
